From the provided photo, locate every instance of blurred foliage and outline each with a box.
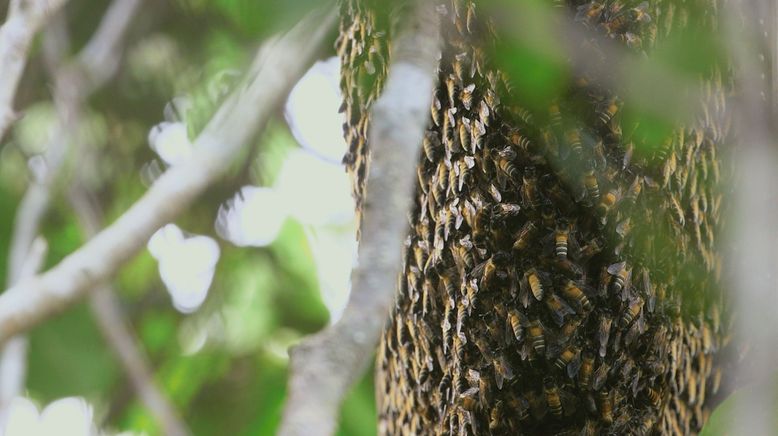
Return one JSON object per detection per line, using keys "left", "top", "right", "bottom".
{"left": 0, "top": 0, "right": 374, "bottom": 435}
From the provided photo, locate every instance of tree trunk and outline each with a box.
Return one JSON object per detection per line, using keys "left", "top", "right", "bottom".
{"left": 338, "top": 0, "right": 729, "bottom": 434}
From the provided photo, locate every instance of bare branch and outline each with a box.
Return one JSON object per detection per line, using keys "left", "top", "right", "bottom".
{"left": 721, "top": 1, "right": 778, "bottom": 433}
{"left": 0, "top": 6, "right": 336, "bottom": 344}
{"left": 278, "top": 2, "right": 441, "bottom": 435}
{"left": 0, "top": 238, "right": 47, "bottom": 430}
{"left": 69, "top": 186, "right": 190, "bottom": 436}
{"left": 0, "top": 0, "right": 69, "bottom": 139}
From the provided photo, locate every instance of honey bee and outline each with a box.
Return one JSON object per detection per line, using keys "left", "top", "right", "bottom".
{"left": 417, "top": 166, "right": 429, "bottom": 195}
{"left": 523, "top": 268, "right": 546, "bottom": 301}
{"left": 492, "top": 203, "right": 521, "bottom": 220}
{"left": 631, "top": 1, "right": 652, "bottom": 23}
{"left": 592, "top": 361, "right": 611, "bottom": 391}
{"left": 439, "top": 374, "right": 452, "bottom": 401}
{"left": 635, "top": 414, "right": 656, "bottom": 436}
{"left": 597, "top": 313, "right": 613, "bottom": 358}
{"left": 596, "top": 96, "right": 619, "bottom": 127}
{"left": 478, "top": 100, "right": 490, "bottom": 126}
{"left": 645, "top": 386, "right": 663, "bottom": 409}
{"left": 521, "top": 166, "right": 541, "bottom": 209}
{"left": 560, "top": 316, "right": 582, "bottom": 342}
{"left": 576, "top": 1, "right": 605, "bottom": 25}
{"left": 549, "top": 102, "right": 562, "bottom": 128}
{"left": 596, "top": 189, "right": 621, "bottom": 217}
{"left": 543, "top": 377, "right": 563, "bottom": 417}
{"left": 554, "top": 344, "right": 581, "bottom": 373}
{"left": 508, "top": 309, "right": 525, "bottom": 342}
{"left": 457, "top": 387, "right": 479, "bottom": 411}
{"left": 460, "top": 83, "right": 475, "bottom": 110}
{"left": 554, "top": 220, "right": 571, "bottom": 259}
{"left": 422, "top": 131, "right": 440, "bottom": 163}
{"left": 581, "top": 418, "right": 599, "bottom": 436}
{"left": 528, "top": 318, "right": 546, "bottom": 358}
{"left": 583, "top": 168, "right": 601, "bottom": 202}
{"left": 493, "top": 354, "right": 515, "bottom": 389}
{"left": 566, "top": 128, "right": 583, "bottom": 156}
{"left": 512, "top": 395, "right": 531, "bottom": 422}
{"left": 562, "top": 280, "right": 593, "bottom": 312}
{"left": 621, "top": 296, "right": 644, "bottom": 327}
{"left": 579, "top": 351, "right": 595, "bottom": 389}
{"left": 607, "top": 261, "right": 631, "bottom": 294}
{"left": 509, "top": 129, "right": 532, "bottom": 151}
{"left": 498, "top": 158, "right": 519, "bottom": 179}
{"left": 488, "top": 400, "right": 504, "bottom": 431}
{"left": 431, "top": 96, "right": 442, "bottom": 127}
{"left": 545, "top": 292, "right": 575, "bottom": 326}
{"left": 579, "top": 236, "right": 605, "bottom": 261}
{"left": 458, "top": 118, "right": 471, "bottom": 153}
{"left": 668, "top": 193, "right": 685, "bottom": 227}
{"left": 598, "top": 389, "right": 614, "bottom": 425}
{"left": 513, "top": 221, "right": 539, "bottom": 252}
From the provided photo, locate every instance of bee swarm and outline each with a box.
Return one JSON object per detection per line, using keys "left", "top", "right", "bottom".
{"left": 338, "top": 0, "right": 730, "bottom": 434}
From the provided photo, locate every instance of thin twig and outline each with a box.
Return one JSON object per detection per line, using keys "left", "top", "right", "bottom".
{"left": 69, "top": 185, "right": 190, "bottom": 436}
{"left": 278, "top": 2, "right": 441, "bottom": 435}
{"left": 0, "top": 6, "right": 336, "bottom": 344}
{"left": 0, "top": 0, "right": 69, "bottom": 139}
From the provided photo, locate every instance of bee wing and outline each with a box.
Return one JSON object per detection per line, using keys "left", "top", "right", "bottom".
{"left": 519, "top": 273, "right": 531, "bottom": 308}
{"left": 607, "top": 261, "right": 626, "bottom": 275}
{"left": 567, "top": 353, "right": 583, "bottom": 379}
{"left": 560, "top": 390, "right": 580, "bottom": 417}
{"left": 549, "top": 294, "right": 576, "bottom": 326}
{"left": 471, "top": 259, "right": 488, "bottom": 278}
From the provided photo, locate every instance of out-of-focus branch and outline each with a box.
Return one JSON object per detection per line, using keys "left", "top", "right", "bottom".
{"left": 278, "top": 2, "right": 441, "bottom": 435}
{"left": 721, "top": 1, "right": 778, "bottom": 434}
{"left": 69, "top": 185, "right": 189, "bottom": 436}
{"left": 0, "top": 0, "right": 69, "bottom": 139}
{"left": 0, "top": 6, "right": 336, "bottom": 344}
{"left": 8, "top": 0, "right": 143, "bottom": 290}
{"left": 0, "top": 0, "right": 142, "bottom": 422}
{"left": 0, "top": 238, "right": 47, "bottom": 430}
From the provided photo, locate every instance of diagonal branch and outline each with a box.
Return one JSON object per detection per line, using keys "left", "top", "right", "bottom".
{"left": 0, "top": 5, "right": 336, "bottom": 345}
{"left": 0, "top": 0, "right": 69, "bottom": 140}
{"left": 278, "top": 1, "right": 441, "bottom": 435}
{"left": 69, "top": 185, "right": 190, "bottom": 436}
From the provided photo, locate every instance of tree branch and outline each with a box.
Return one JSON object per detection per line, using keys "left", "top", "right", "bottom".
{"left": 721, "top": 0, "right": 778, "bottom": 433}
{"left": 0, "top": 238, "right": 47, "bottom": 430}
{"left": 69, "top": 185, "right": 190, "bottom": 436}
{"left": 278, "top": 2, "right": 441, "bottom": 435}
{"left": 0, "top": 5, "right": 336, "bottom": 344}
{"left": 0, "top": 0, "right": 69, "bottom": 139}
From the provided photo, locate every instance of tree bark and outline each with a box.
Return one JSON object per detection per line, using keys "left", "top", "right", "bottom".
{"left": 339, "top": 0, "right": 729, "bottom": 434}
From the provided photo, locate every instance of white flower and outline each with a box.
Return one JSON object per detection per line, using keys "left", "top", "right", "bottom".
{"left": 4, "top": 397, "right": 96, "bottom": 436}
{"left": 215, "top": 186, "right": 287, "bottom": 247}
{"left": 148, "top": 224, "right": 220, "bottom": 313}
{"left": 284, "top": 57, "right": 347, "bottom": 163}
{"left": 148, "top": 122, "right": 192, "bottom": 166}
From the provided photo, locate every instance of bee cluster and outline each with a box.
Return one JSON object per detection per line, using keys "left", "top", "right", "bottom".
{"left": 338, "top": 0, "right": 729, "bottom": 434}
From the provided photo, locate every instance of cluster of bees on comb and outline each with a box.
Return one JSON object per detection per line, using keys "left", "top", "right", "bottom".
{"left": 337, "top": 0, "right": 731, "bottom": 434}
